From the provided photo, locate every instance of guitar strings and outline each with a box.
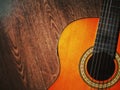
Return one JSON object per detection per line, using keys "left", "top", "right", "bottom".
{"left": 90, "top": 0, "right": 112, "bottom": 90}
{"left": 89, "top": 0, "right": 109, "bottom": 89}
{"left": 103, "top": 0, "right": 113, "bottom": 89}
{"left": 97, "top": 0, "right": 111, "bottom": 89}
{"left": 91, "top": 0, "right": 120, "bottom": 89}
{"left": 89, "top": 0, "right": 110, "bottom": 89}
{"left": 96, "top": 0, "right": 113, "bottom": 89}
{"left": 107, "top": 2, "right": 120, "bottom": 90}
{"left": 103, "top": 1, "right": 120, "bottom": 89}
{"left": 104, "top": 0, "right": 115, "bottom": 89}
{"left": 106, "top": 5, "right": 114, "bottom": 90}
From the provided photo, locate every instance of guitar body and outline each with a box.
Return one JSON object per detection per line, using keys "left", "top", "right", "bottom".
{"left": 49, "top": 18, "right": 120, "bottom": 90}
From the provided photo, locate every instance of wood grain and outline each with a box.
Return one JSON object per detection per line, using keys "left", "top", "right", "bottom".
{"left": 0, "top": 0, "right": 101, "bottom": 90}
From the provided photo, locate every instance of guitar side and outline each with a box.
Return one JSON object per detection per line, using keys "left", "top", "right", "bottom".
{"left": 49, "top": 18, "right": 120, "bottom": 90}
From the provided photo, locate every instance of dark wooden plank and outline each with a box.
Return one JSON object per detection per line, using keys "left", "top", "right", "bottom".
{"left": 0, "top": 0, "right": 101, "bottom": 90}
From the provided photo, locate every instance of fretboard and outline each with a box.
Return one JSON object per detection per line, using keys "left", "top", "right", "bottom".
{"left": 93, "top": 0, "right": 120, "bottom": 57}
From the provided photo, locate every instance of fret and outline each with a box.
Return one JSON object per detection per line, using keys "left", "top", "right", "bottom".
{"left": 99, "top": 18, "right": 115, "bottom": 24}
{"left": 95, "top": 37, "right": 117, "bottom": 44}
{"left": 99, "top": 22, "right": 119, "bottom": 27}
{"left": 95, "top": 40, "right": 117, "bottom": 48}
{"left": 94, "top": 44, "right": 114, "bottom": 49}
{"left": 94, "top": 45, "right": 116, "bottom": 52}
{"left": 94, "top": 46, "right": 115, "bottom": 54}
{"left": 96, "top": 30, "right": 118, "bottom": 37}
{"left": 95, "top": 37, "right": 118, "bottom": 44}
{"left": 94, "top": 42, "right": 116, "bottom": 48}
{"left": 93, "top": 47, "right": 116, "bottom": 56}
{"left": 98, "top": 27, "right": 119, "bottom": 35}
{"left": 96, "top": 26, "right": 119, "bottom": 34}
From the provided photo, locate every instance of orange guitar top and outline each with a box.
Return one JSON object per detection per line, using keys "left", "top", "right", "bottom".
{"left": 49, "top": 18, "right": 120, "bottom": 90}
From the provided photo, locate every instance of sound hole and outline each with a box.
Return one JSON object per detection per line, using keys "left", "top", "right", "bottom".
{"left": 87, "top": 52, "right": 115, "bottom": 81}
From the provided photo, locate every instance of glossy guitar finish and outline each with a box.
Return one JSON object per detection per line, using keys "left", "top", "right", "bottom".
{"left": 49, "top": 18, "right": 120, "bottom": 90}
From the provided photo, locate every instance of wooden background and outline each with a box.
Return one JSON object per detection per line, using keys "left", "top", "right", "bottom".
{"left": 0, "top": 0, "right": 101, "bottom": 90}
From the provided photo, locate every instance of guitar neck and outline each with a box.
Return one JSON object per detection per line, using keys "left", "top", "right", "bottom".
{"left": 94, "top": 0, "right": 120, "bottom": 57}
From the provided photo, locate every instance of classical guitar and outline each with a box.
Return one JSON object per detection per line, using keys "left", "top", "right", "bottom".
{"left": 49, "top": 0, "right": 120, "bottom": 90}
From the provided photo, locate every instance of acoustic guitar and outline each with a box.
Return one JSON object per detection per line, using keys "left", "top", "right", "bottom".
{"left": 49, "top": 0, "right": 120, "bottom": 89}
